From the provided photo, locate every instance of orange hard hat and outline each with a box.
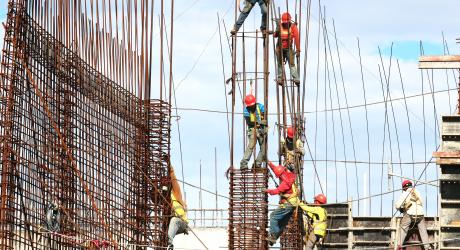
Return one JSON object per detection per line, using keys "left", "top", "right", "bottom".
{"left": 244, "top": 94, "right": 256, "bottom": 106}
{"left": 281, "top": 12, "right": 291, "bottom": 24}
{"left": 314, "top": 194, "right": 327, "bottom": 204}
{"left": 287, "top": 127, "right": 295, "bottom": 139}
{"left": 402, "top": 180, "right": 413, "bottom": 188}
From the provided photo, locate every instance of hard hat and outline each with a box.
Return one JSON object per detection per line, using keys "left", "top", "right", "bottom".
{"left": 244, "top": 94, "right": 256, "bottom": 106}
{"left": 287, "top": 127, "right": 295, "bottom": 139}
{"left": 402, "top": 180, "right": 413, "bottom": 188}
{"left": 271, "top": 164, "right": 285, "bottom": 177}
{"left": 281, "top": 12, "right": 291, "bottom": 24}
{"left": 314, "top": 194, "right": 327, "bottom": 204}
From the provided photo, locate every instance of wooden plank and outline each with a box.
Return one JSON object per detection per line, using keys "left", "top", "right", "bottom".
{"left": 433, "top": 151, "right": 460, "bottom": 158}
{"left": 419, "top": 55, "right": 460, "bottom": 62}
{"left": 419, "top": 61, "right": 460, "bottom": 69}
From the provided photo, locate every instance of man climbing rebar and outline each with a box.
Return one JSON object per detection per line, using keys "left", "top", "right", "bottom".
{"left": 274, "top": 12, "right": 300, "bottom": 85}
{"left": 230, "top": 0, "right": 268, "bottom": 35}
{"left": 395, "top": 180, "right": 433, "bottom": 250}
{"left": 241, "top": 94, "right": 267, "bottom": 170}
{"left": 265, "top": 161, "right": 328, "bottom": 247}
{"left": 280, "top": 126, "right": 304, "bottom": 167}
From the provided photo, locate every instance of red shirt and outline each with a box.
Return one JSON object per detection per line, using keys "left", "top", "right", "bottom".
{"left": 275, "top": 170, "right": 296, "bottom": 195}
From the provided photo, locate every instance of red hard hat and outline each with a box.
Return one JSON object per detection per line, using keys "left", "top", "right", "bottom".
{"left": 268, "top": 162, "right": 285, "bottom": 177}
{"left": 281, "top": 12, "right": 291, "bottom": 24}
{"left": 402, "top": 180, "right": 413, "bottom": 188}
{"left": 244, "top": 94, "right": 256, "bottom": 106}
{"left": 287, "top": 127, "right": 295, "bottom": 139}
{"left": 314, "top": 194, "right": 327, "bottom": 204}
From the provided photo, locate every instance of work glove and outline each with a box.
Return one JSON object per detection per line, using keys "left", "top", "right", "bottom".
{"left": 266, "top": 189, "right": 278, "bottom": 195}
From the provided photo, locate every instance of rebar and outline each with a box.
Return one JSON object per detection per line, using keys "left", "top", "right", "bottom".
{"left": 229, "top": 169, "right": 269, "bottom": 250}
{"left": 0, "top": 1, "right": 172, "bottom": 249}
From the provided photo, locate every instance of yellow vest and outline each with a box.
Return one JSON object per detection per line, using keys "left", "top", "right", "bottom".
{"left": 171, "top": 193, "right": 188, "bottom": 222}
{"left": 249, "top": 105, "right": 262, "bottom": 123}
{"left": 299, "top": 203, "right": 328, "bottom": 237}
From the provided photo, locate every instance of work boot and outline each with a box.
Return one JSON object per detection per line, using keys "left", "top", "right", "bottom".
{"left": 240, "top": 164, "right": 249, "bottom": 171}
{"left": 266, "top": 233, "right": 277, "bottom": 246}
{"left": 276, "top": 78, "right": 284, "bottom": 86}
{"left": 293, "top": 79, "right": 300, "bottom": 86}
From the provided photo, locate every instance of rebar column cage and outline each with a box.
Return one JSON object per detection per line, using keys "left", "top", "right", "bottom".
{"left": 0, "top": 2, "right": 171, "bottom": 249}
{"left": 229, "top": 169, "right": 269, "bottom": 250}
{"left": 280, "top": 209, "right": 304, "bottom": 249}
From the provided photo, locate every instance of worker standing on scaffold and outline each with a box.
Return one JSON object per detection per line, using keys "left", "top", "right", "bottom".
{"left": 274, "top": 12, "right": 300, "bottom": 86}
{"left": 241, "top": 94, "right": 267, "bottom": 170}
{"left": 230, "top": 0, "right": 268, "bottom": 35}
{"left": 280, "top": 126, "right": 304, "bottom": 167}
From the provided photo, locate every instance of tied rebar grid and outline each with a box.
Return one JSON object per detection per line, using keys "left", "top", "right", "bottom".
{"left": 0, "top": 3, "right": 171, "bottom": 249}
{"left": 280, "top": 209, "right": 304, "bottom": 250}
{"left": 229, "top": 168, "right": 269, "bottom": 250}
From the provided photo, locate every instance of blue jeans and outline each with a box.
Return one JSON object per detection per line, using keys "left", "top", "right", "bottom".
{"left": 269, "top": 204, "right": 295, "bottom": 239}
{"left": 234, "top": 0, "right": 267, "bottom": 31}
{"left": 168, "top": 217, "right": 188, "bottom": 245}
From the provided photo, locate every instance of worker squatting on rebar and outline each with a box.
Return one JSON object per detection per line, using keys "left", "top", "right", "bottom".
{"left": 230, "top": 0, "right": 268, "bottom": 35}
{"left": 241, "top": 94, "right": 267, "bottom": 170}
{"left": 395, "top": 180, "right": 433, "bottom": 250}
{"left": 274, "top": 12, "right": 301, "bottom": 86}
{"left": 265, "top": 161, "right": 328, "bottom": 248}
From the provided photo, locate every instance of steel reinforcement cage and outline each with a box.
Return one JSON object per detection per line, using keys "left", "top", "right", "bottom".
{"left": 229, "top": 168, "right": 269, "bottom": 250}
{"left": 0, "top": 2, "right": 171, "bottom": 249}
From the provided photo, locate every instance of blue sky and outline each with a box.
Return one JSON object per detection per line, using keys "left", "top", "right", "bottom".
{"left": 1, "top": 1, "right": 460, "bottom": 219}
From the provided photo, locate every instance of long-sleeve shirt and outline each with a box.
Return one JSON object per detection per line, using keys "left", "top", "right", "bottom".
{"left": 274, "top": 23, "right": 300, "bottom": 50}
{"left": 299, "top": 203, "right": 328, "bottom": 237}
{"left": 395, "top": 188, "right": 424, "bottom": 216}
{"left": 243, "top": 103, "right": 265, "bottom": 128}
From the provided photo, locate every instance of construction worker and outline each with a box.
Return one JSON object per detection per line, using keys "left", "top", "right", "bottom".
{"left": 300, "top": 194, "right": 328, "bottom": 250}
{"left": 241, "top": 94, "right": 267, "bottom": 170}
{"left": 280, "top": 126, "right": 304, "bottom": 167}
{"left": 395, "top": 180, "right": 432, "bottom": 250}
{"left": 230, "top": 0, "right": 268, "bottom": 35}
{"left": 265, "top": 161, "right": 299, "bottom": 246}
{"left": 274, "top": 12, "right": 300, "bottom": 85}
{"left": 168, "top": 169, "right": 189, "bottom": 250}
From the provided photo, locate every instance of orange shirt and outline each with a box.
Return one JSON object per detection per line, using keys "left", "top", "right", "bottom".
{"left": 275, "top": 23, "right": 300, "bottom": 49}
